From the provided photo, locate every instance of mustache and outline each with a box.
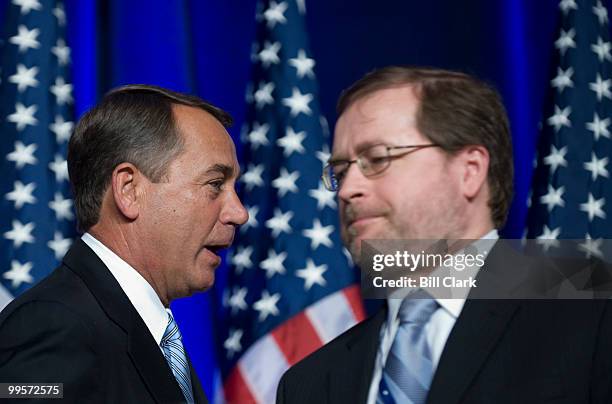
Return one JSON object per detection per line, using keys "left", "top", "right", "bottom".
{"left": 342, "top": 204, "right": 384, "bottom": 225}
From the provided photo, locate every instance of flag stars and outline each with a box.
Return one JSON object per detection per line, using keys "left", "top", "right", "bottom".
{"left": 241, "top": 205, "right": 259, "bottom": 233}
{"left": 309, "top": 181, "right": 337, "bottom": 210}
{"left": 547, "top": 105, "right": 571, "bottom": 132}
{"left": 550, "top": 66, "right": 573, "bottom": 92}
{"left": 224, "top": 329, "right": 243, "bottom": 358}
{"left": 265, "top": 208, "right": 293, "bottom": 237}
{"left": 247, "top": 122, "right": 270, "bottom": 150}
{"left": 589, "top": 74, "right": 612, "bottom": 101}
{"left": 296, "top": 0, "right": 306, "bottom": 14}
{"left": 543, "top": 145, "right": 568, "bottom": 174}
{"left": 584, "top": 152, "right": 609, "bottom": 181}
{"left": 7, "top": 103, "right": 38, "bottom": 131}
{"left": 241, "top": 163, "right": 264, "bottom": 191}
{"left": 7, "top": 141, "right": 38, "bottom": 169}
{"left": 254, "top": 82, "right": 275, "bottom": 109}
{"left": 258, "top": 41, "right": 281, "bottom": 68}
{"left": 253, "top": 290, "right": 281, "bottom": 321}
{"left": 13, "top": 0, "right": 42, "bottom": 15}
{"left": 228, "top": 287, "right": 248, "bottom": 314}
{"left": 50, "top": 115, "right": 73, "bottom": 143}
{"left": 580, "top": 193, "right": 606, "bottom": 221}
{"left": 555, "top": 28, "right": 576, "bottom": 55}
{"left": 49, "top": 154, "right": 69, "bottom": 183}
{"left": 282, "top": 87, "right": 313, "bottom": 117}
{"left": 579, "top": 235, "right": 604, "bottom": 259}
{"left": 260, "top": 249, "right": 287, "bottom": 278}
{"left": 49, "top": 192, "right": 74, "bottom": 221}
{"left": 263, "top": 1, "right": 288, "bottom": 28}
{"left": 9, "top": 25, "right": 40, "bottom": 53}
{"left": 277, "top": 127, "right": 306, "bottom": 156}
{"left": 4, "top": 220, "right": 35, "bottom": 248}
{"left": 231, "top": 245, "right": 254, "bottom": 273}
{"left": 540, "top": 184, "right": 565, "bottom": 212}
{"left": 296, "top": 259, "right": 328, "bottom": 291}
{"left": 50, "top": 77, "right": 73, "bottom": 105}
{"left": 53, "top": 3, "right": 66, "bottom": 26}
{"left": 51, "top": 39, "right": 70, "bottom": 66}
{"left": 272, "top": 168, "right": 299, "bottom": 197}
{"left": 559, "top": 0, "right": 578, "bottom": 14}
{"left": 593, "top": 1, "right": 608, "bottom": 25}
{"left": 316, "top": 145, "right": 331, "bottom": 166}
{"left": 5, "top": 181, "right": 36, "bottom": 209}
{"left": 48, "top": 231, "right": 71, "bottom": 260}
{"left": 536, "top": 225, "right": 561, "bottom": 252}
{"left": 9, "top": 64, "right": 38, "bottom": 92}
{"left": 289, "top": 49, "right": 315, "bottom": 79}
{"left": 586, "top": 112, "right": 610, "bottom": 141}
{"left": 303, "top": 219, "right": 334, "bottom": 250}
{"left": 591, "top": 37, "right": 612, "bottom": 62}
{"left": 3, "top": 260, "right": 33, "bottom": 289}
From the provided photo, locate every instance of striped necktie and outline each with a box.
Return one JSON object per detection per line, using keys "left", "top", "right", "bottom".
{"left": 377, "top": 292, "right": 439, "bottom": 404}
{"left": 161, "top": 311, "right": 195, "bottom": 404}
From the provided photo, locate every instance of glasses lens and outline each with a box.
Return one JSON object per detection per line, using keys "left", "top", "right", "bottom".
{"left": 360, "top": 145, "right": 390, "bottom": 175}
{"left": 322, "top": 164, "right": 337, "bottom": 191}
{"left": 323, "top": 161, "right": 350, "bottom": 191}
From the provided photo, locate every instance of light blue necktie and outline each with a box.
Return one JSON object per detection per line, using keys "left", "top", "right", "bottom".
{"left": 161, "top": 311, "right": 195, "bottom": 404}
{"left": 377, "top": 292, "right": 439, "bottom": 404}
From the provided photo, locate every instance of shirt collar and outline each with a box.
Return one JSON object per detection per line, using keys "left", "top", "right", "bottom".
{"left": 81, "top": 233, "right": 168, "bottom": 345}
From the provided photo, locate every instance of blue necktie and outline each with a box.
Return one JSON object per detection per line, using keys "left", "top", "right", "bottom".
{"left": 377, "top": 292, "right": 439, "bottom": 404}
{"left": 161, "top": 312, "right": 195, "bottom": 404}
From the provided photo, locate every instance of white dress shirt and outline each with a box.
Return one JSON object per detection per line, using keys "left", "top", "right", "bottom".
{"left": 366, "top": 230, "right": 499, "bottom": 404}
{"left": 82, "top": 233, "right": 171, "bottom": 349}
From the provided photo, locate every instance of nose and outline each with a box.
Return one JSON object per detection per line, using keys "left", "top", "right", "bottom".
{"left": 337, "top": 163, "right": 367, "bottom": 203}
{"left": 221, "top": 189, "right": 249, "bottom": 226}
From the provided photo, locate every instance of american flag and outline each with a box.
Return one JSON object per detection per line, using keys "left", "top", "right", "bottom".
{"left": 217, "top": 1, "right": 365, "bottom": 402}
{"left": 526, "top": 0, "right": 612, "bottom": 250}
{"left": 0, "top": 0, "right": 76, "bottom": 310}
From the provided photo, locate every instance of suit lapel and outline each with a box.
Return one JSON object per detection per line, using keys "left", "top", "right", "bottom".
{"left": 427, "top": 299, "right": 519, "bottom": 404}
{"left": 63, "top": 240, "right": 186, "bottom": 404}
{"left": 328, "top": 308, "right": 387, "bottom": 404}
{"left": 427, "top": 240, "right": 528, "bottom": 404}
{"left": 188, "top": 356, "right": 209, "bottom": 404}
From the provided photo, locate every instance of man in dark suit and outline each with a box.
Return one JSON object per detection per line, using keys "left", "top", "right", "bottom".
{"left": 0, "top": 85, "right": 248, "bottom": 403}
{"left": 277, "top": 67, "right": 612, "bottom": 403}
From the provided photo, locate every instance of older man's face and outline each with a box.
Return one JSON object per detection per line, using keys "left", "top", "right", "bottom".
{"left": 140, "top": 105, "right": 248, "bottom": 302}
{"left": 333, "top": 86, "right": 467, "bottom": 260}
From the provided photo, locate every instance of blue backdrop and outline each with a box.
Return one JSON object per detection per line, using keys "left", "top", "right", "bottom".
{"left": 2, "top": 0, "right": 608, "bottom": 398}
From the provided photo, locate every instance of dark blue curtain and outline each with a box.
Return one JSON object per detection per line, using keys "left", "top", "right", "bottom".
{"left": 3, "top": 0, "right": 608, "bottom": 398}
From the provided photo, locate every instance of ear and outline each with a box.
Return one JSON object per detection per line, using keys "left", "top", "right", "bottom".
{"left": 111, "top": 163, "right": 143, "bottom": 221}
{"left": 459, "top": 145, "right": 489, "bottom": 200}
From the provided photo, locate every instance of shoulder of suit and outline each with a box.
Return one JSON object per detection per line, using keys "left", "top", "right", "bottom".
{"left": 0, "top": 264, "right": 96, "bottom": 326}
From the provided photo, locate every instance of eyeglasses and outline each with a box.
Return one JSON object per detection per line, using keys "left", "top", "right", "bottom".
{"left": 322, "top": 143, "right": 439, "bottom": 191}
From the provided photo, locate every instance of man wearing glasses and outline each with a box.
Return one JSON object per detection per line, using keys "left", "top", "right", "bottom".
{"left": 277, "top": 66, "right": 612, "bottom": 403}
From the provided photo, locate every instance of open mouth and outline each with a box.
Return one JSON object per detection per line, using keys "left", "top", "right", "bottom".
{"left": 205, "top": 244, "right": 230, "bottom": 256}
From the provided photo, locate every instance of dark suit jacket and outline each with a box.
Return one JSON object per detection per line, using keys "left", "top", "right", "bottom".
{"left": 277, "top": 242, "right": 612, "bottom": 404}
{"left": 0, "top": 239, "right": 209, "bottom": 404}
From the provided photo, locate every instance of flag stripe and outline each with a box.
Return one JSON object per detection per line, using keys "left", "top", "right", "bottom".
{"left": 224, "top": 366, "right": 258, "bottom": 404}
{"left": 306, "top": 284, "right": 363, "bottom": 343}
{"left": 238, "top": 334, "right": 289, "bottom": 404}
{"left": 272, "top": 310, "right": 323, "bottom": 365}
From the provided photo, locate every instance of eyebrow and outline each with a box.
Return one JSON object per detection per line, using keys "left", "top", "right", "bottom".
{"left": 329, "top": 140, "right": 382, "bottom": 163}
{"left": 201, "top": 164, "right": 235, "bottom": 179}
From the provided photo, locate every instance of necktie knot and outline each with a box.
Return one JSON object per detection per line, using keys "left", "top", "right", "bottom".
{"left": 398, "top": 290, "right": 439, "bottom": 324}
{"left": 162, "top": 311, "right": 182, "bottom": 344}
